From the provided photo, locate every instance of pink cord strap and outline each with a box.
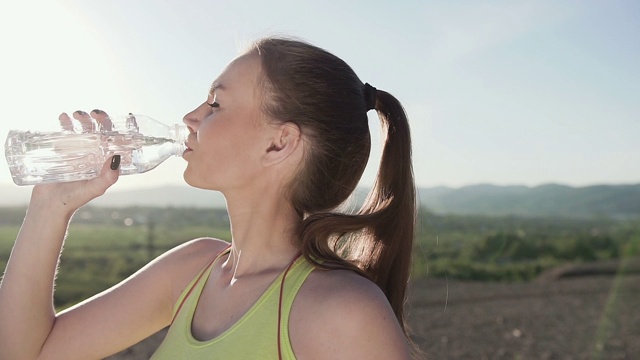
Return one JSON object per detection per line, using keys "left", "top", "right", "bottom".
{"left": 172, "top": 244, "right": 231, "bottom": 324}
{"left": 277, "top": 252, "right": 302, "bottom": 360}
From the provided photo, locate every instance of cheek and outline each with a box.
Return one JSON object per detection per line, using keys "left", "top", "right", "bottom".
{"left": 187, "top": 112, "right": 268, "bottom": 185}
{"left": 192, "top": 123, "right": 249, "bottom": 174}
{"left": 198, "top": 122, "right": 239, "bottom": 161}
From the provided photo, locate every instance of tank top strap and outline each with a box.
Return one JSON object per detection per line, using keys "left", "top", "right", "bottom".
{"left": 171, "top": 244, "right": 231, "bottom": 322}
{"left": 278, "top": 257, "right": 318, "bottom": 359}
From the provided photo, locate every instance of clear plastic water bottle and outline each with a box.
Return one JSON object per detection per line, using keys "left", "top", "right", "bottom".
{"left": 5, "top": 114, "right": 189, "bottom": 185}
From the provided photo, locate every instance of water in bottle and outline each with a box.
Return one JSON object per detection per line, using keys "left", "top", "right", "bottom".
{"left": 5, "top": 114, "right": 189, "bottom": 185}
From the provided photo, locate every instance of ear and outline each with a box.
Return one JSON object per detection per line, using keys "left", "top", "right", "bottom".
{"left": 263, "top": 122, "right": 302, "bottom": 167}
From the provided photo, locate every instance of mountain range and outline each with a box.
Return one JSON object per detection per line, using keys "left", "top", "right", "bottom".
{"left": 418, "top": 183, "right": 640, "bottom": 219}
{"left": 1, "top": 183, "right": 638, "bottom": 219}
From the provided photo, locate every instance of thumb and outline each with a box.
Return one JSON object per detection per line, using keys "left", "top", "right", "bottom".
{"left": 86, "top": 155, "right": 121, "bottom": 195}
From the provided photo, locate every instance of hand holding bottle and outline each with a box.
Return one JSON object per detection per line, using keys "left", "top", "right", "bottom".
{"left": 5, "top": 110, "right": 188, "bottom": 186}
{"left": 29, "top": 110, "right": 121, "bottom": 214}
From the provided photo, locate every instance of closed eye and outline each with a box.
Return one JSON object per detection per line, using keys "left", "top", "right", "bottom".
{"left": 207, "top": 101, "right": 220, "bottom": 108}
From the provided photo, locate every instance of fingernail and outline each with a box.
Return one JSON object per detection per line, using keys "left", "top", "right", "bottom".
{"left": 92, "top": 109, "right": 103, "bottom": 114}
{"left": 110, "top": 155, "right": 121, "bottom": 170}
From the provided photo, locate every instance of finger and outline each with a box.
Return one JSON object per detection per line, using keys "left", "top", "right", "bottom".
{"left": 102, "top": 154, "right": 120, "bottom": 187}
{"left": 91, "top": 109, "right": 113, "bottom": 132}
{"left": 73, "top": 110, "right": 95, "bottom": 133}
{"left": 126, "top": 113, "right": 139, "bottom": 131}
{"left": 58, "top": 112, "right": 74, "bottom": 132}
{"left": 85, "top": 154, "right": 120, "bottom": 197}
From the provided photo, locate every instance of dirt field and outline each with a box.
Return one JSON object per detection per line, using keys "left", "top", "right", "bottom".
{"left": 107, "top": 262, "right": 640, "bottom": 359}
{"left": 410, "top": 274, "right": 639, "bottom": 359}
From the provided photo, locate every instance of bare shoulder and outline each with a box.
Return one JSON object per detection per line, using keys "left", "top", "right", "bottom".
{"left": 159, "top": 237, "right": 229, "bottom": 266}
{"left": 290, "top": 268, "right": 411, "bottom": 360}
{"left": 153, "top": 237, "right": 229, "bottom": 301}
{"left": 299, "top": 268, "right": 387, "bottom": 308}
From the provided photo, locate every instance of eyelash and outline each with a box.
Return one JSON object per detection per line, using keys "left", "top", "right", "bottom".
{"left": 207, "top": 101, "right": 220, "bottom": 108}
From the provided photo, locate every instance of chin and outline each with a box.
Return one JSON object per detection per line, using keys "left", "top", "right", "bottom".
{"left": 183, "top": 173, "right": 220, "bottom": 191}
{"left": 182, "top": 170, "right": 200, "bottom": 188}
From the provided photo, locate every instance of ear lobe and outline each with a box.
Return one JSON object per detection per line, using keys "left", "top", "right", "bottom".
{"left": 263, "top": 122, "right": 302, "bottom": 166}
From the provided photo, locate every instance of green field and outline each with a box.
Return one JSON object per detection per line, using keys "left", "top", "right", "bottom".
{"left": 1, "top": 205, "right": 638, "bottom": 309}
{"left": 414, "top": 209, "right": 640, "bottom": 281}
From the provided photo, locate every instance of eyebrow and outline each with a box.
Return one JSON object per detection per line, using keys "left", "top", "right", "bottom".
{"left": 209, "top": 82, "right": 226, "bottom": 94}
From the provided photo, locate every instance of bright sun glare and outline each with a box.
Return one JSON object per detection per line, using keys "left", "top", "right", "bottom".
{"left": 0, "top": 1, "right": 123, "bottom": 131}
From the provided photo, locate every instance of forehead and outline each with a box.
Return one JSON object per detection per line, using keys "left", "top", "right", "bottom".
{"left": 209, "top": 53, "right": 262, "bottom": 96}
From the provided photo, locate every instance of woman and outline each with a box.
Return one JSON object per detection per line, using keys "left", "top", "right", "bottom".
{"left": 0, "top": 37, "right": 417, "bottom": 359}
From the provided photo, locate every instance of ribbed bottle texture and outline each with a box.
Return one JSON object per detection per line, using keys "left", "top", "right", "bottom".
{"left": 5, "top": 114, "right": 188, "bottom": 185}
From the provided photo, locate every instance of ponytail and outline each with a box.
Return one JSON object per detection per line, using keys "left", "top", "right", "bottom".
{"left": 361, "top": 89, "right": 416, "bottom": 318}
{"left": 298, "top": 89, "right": 416, "bottom": 334}
{"left": 251, "top": 37, "right": 416, "bottom": 343}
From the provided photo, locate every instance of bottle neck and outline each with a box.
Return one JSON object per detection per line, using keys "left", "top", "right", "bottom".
{"left": 171, "top": 124, "right": 189, "bottom": 156}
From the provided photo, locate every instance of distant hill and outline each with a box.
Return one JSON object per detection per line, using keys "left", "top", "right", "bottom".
{"left": 92, "top": 185, "right": 228, "bottom": 208}
{"left": 419, "top": 183, "right": 640, "bottom": 219}
{"left": 0, "top": 184, "right": 227, "bottom": 208}
{"left": 1, "top": 183, "right": 639, "bottom": 219}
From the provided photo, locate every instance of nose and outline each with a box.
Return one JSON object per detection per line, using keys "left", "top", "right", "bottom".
{"left": 182, "top": 105, "right": 203, "bottom": 133}
{"left": 182, "top": 116, "right": 197, "bottom": 133}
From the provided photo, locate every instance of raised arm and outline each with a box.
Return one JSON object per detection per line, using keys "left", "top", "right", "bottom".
{"left": 0, "top": 154, "right": 226, "bottom": 359}
{"left": 0, "top": 156, "right": 121, "bottom": 359}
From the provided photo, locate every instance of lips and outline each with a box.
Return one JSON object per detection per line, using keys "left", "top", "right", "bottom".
{"left": 183, "top": 138, "right": 195, "bottom": 157}
{"left": 185, "top": 136, "right": 196, "bottom": 151}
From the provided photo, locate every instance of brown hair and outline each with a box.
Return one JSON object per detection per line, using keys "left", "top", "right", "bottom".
{"left": 251, "top": 38, "right": 416, "bottom": 340}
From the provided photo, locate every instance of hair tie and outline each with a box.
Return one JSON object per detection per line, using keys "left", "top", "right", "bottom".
{"left": 363, "top": 83, "right": 377, "bottom": 111}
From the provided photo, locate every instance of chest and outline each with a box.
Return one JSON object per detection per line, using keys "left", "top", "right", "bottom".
{"left": 190, "top": 268, "right": 281, "bottom": 341}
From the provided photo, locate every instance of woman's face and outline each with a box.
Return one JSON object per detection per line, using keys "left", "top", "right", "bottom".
{"left": 182, "top": 53, "right": 274, "bottom": 191}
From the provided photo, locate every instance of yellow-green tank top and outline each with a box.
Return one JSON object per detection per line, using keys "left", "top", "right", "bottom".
{"left": 150, "top": 249, "right": 315, "bottom": 359}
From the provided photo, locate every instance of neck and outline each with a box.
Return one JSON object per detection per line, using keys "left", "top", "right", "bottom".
{"left": 221, "top": 186, "right": 301, "bottom": 279}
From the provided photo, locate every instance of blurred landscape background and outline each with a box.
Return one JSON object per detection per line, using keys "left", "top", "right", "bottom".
{"left": 1, "top": 0, "right": 639, "bottom": 358}
{"left": 1, "top": 183, "right": 638, "bottom": 359}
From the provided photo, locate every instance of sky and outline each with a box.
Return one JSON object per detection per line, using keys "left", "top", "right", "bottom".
{"left": 0, "top": 0, "right": 638, "bottom": 191}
